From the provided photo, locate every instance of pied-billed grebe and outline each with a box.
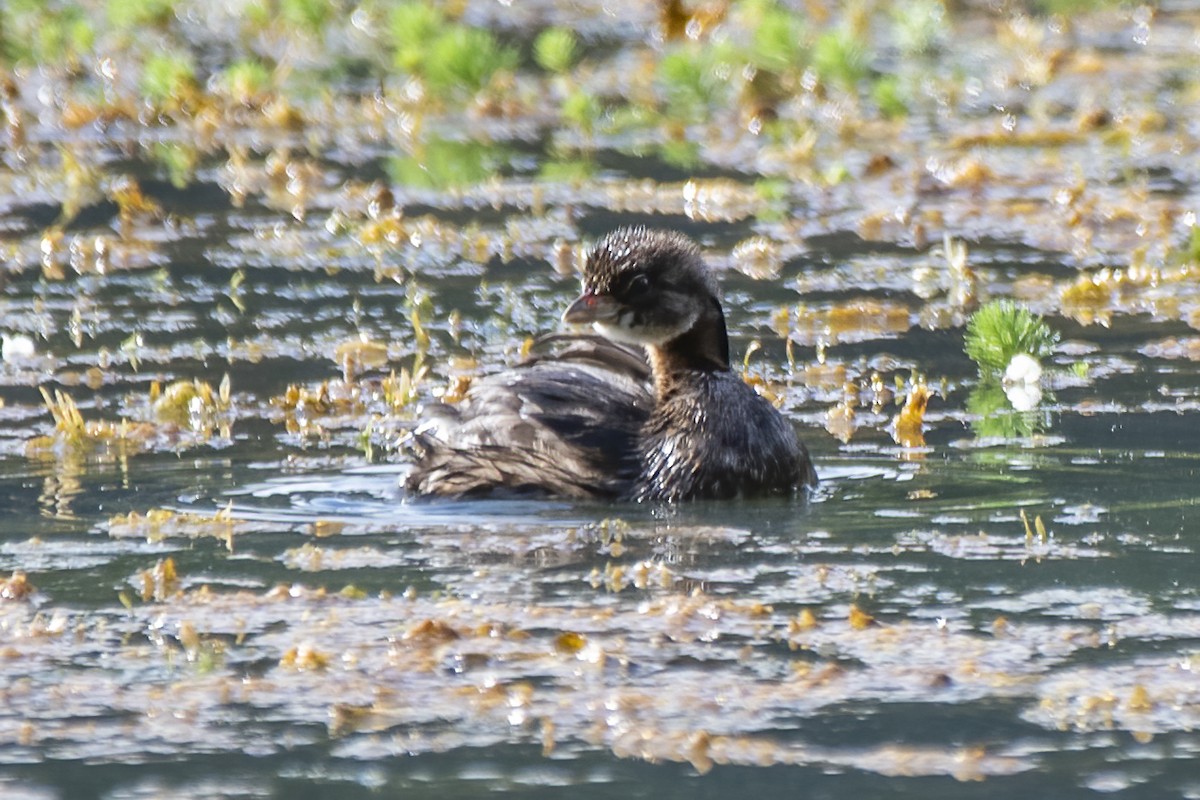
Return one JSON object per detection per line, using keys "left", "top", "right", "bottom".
{"left": 406, "top": 227, "right": 817, "bottom": 501}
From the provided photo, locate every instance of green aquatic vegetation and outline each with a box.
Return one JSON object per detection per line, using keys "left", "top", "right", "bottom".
{"left": 219, "top": 60, "right": 273, "bottom": 105}
{"left": 812, "top": 27, "right": 871, "bottom": 89}
{"left": 745, "top": 0, "right": 808, "bottom": 71}
{"left": 539, "top": 156, "right": 596, "bottom": 183}
{"left": 1, "top": 2, "right": 94, "bottom": 68}
{"left": 28, "top": 387, "right": 152, "bottom": 461}
{"left": 1032, "top": 0, "right": 1125, "bottom": 15}
{"left": 359, "top": 417, "right": 375, "bottom": 460}
{"left": 871, "top": 74, "right": 907, "bottom": 118}
{"left": 1182, "top": 224, "right": 1200, "bottom": 265}
{"left": 390, "top": 2, "right": 444, "bottom": 72}
{"left": 150, "top": 142, "right": 197, "bottom": 189}
{"left": 534, "top": 27, "right": 578, "bottom": 75}
{"left": 151, "top": 376, "right": 232, "bottom": 431}
{"left": 400, "top": 22, "right": 513, "bottom": 95}
{"left": 56, "top": 146, "right": 103, "bottom": 225}
{"left": 889, "top": 0, "right": 947, "bottom": 56}
{"left": 381, "top": 358, "right": 429, "bottom": 412}
{"left": 106, "top": 0, "right": 177, "bottom": 30}
{"left": 280, "top": 0, "right": 334, "bottom": 34}
{"left": 141, "top": 51, "right": 198, "bottom": 108}
{"left": 966, "top": 382, "right": 1050, "bottom": 439}
{"left": 964, "top": 300, "right": 1059, "bottom": 378}
{"left": 753, "top": 178, "right": 789, "bottom": 203}
{"left": 561, "top": 89, "right": 600, "bottom": 136}
{"left": 753, "top": 179, "right": 789, "bottom": 221}
{"left": 660, "top": 139, "right": 700, "bottom": 170}
{"left": 606, "top": 103, "right": 660, "bottom": 135}
{"left": 386, "top": 137, "right": 505, "bottom": 190}
{"left": 657, "top": 47, "right": 725, "bottom": 121}
{"left": 406, "top": 282, "right": 433, "bottom": 354}
{"left": 822, "top": 161, "right": 851, "bottom": 186}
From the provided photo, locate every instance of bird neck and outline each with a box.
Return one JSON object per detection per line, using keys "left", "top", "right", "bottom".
{"left": 647, "top": 297, "right": 730, "bottom": 400}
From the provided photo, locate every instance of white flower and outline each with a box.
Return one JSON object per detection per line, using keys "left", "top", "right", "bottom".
{"left": 1, "top": 333, "right": 35, "bottom": 362}
{"left": 1003, "top": 353, "right": 1042, "bottom": 385}
{"left": 1002, "top": 353, "right": 1043, "bottom": 411}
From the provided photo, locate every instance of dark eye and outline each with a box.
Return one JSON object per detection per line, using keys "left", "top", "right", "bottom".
{"left": 627, "top": 273, "right": 650, "bottom": 294}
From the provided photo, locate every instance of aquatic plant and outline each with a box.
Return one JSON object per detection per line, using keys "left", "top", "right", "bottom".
{"left": 539, "top": 155, "right": 596, "bottom": 183}
{"left": 812, "top": 27, "right": 871, "bottom": 89}
{"left": 140, "top": 51, "right": 198, "bottom": 108}
{"left": 390, "top": 2, "right": 445, "bottom": 72}
{"left": 219, "top": 59, "right": 273, "bottom": 106}
{"left": 422, "top": 25, "right": 518, "bottom": 95}
{"left": 660, "top": 139, "right": 701, "bottom": 169}
{"left": 28, "top": 387, "right": 149, "bottom": 459}
{"left": 533, "top": 27, "right": 578, "bottom": 75}
{"left": 0, "top": 571, "right": 35, "bottom": 601}
{"left": 561, "top": 89, "right": 601, "bottom": 137}
{"left": 382, "top": 358, "right": 429, "bottom": 411}
{"left": 279, "top": 0, "right": 333, "bottom": 34}
{"left": 110, "top": 176, "right": 162, "bottom": 234}
{"left": 889, "top": 0, "right": 947, "bottom": 57}
{"left": 150, "top": 142, "right": 198, "bottom": 189}
{"left": 1, "top": 1, "right": 94, "bottom": 68}
{"left": 657, "top": 48, "right": 723, "bottom": 120}
{"left": 1032, "top": 0, "right": 1126, "bottom": 15}
{"left": 335, "top": 339, "right": 388, "bottom": 384}
{"left": 963, "top": 300, "right": 1057, "bottom": 437}
{"left": 967, "top": 382, "right": 1051, "bottom": 439}
{"left": 1182, "top": 224, "right": 1200, "bottom": 265}
{"left": 892, "top": 375, "right": 931, "bottom": 447}
{"left": 964, "top": 300, "right": 1059, "bottom": 378}
{"left": 150, "top": 376, "right": 231, "bottom": 430}
{"left": 110, "top": 505, "right": 239, "bottom": 550}
{"left": 106, "top": 0, "right": 177, "bottom": 30}
{"left": 871, "top": 75, "right": 907, "bottom": 118}
{"left": 386, "top": 138, "right": 505, "bottom": 190}
{"left": 746, "top": 0, "right": 808, "bottom": 71}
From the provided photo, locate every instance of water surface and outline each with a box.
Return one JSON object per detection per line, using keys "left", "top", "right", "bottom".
{"left": 2, "top": 2, "right": 1200, "bottom": 798}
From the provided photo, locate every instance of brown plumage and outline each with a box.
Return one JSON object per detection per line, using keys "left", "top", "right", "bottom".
{"left": 406, "top": 227, "right": 817, "bottom": 502}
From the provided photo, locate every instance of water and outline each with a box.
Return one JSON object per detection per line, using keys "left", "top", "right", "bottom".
{"left": 3, "top": 228, "right": 1200, "bottom": 797}
{"left": 3, "top": 2, "right": 1200, "bottom": 797}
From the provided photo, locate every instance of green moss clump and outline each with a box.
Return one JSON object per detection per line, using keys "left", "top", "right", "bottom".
{"left": 561, "top": 89, "right": 600, "bottom": 134}
{"left": 871, "top": 75, "right": 907, "bottom": 118}
{"left": 391, "top": 2, "right": 445, "bottom": 72}
{"left": 220, "top": 60, "right": 273, "bottom": 104}
{"left": 812, "top": 27, "right": 870, "bottom": 88}
{"left": 107, "top": 0, "right": 177, "bottom": 30}
{"left": 1032, "top": 0, "right": 1125, "bottom": 15}
{"left": 890, "top": 0, "right": 946, "bottom": 56}
{"left": 390, "top": 6, "right": 516, "bottom": 96}
{"left": 748, "top": 2, "right": 808, "bottom": 70}
{"left": 151, "top": 142, "right": 197, "bottom": 189}
{"left": 2, "top": 3, "right": 94, "bottom": 67}
{"left": 1184, "top": 225, "right": 1200, "bottom": 264}
{"left": 539, "top": 157, "right": 595, "bottom": 183}
{"left": 141, "top": 52, "right": 197, "bottom": 107}
{"left": 424, "top": 26, "right": 517, "bottom": 94}
{"left": 660, "top": 139, "right": 700, "bottom": 169}
{"left": 386, "top": 138, "right": 505, "bottom": 189}
{"left": 534, "top": 27, "right": 578, "bottom": 74}
{"left": 657, "top": 48, "right": 724, "bottom": 120}
{"left": 964, "top": 300, "right": 1059, "bottom": 377}
{"left": 280, "top": 0, "right": 333, "bottom": 33}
